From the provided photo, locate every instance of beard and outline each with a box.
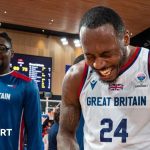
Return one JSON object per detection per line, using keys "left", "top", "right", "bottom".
{"left": 0, "top": 59, "right": 10, "bottom": 74}
{"left": 0, "top": 59, "right": 3, "bottom": 68}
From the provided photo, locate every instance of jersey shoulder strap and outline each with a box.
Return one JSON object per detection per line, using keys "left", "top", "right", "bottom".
{"left": 78, "top": 63, "right": 88, "bottom": 97}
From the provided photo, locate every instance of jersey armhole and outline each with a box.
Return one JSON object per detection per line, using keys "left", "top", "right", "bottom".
{"left": 77, "top": 63, "right": 88, "bottom": 97}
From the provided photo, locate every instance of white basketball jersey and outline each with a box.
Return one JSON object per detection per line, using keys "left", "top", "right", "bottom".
{"left": 79, "top": 47, "right": 150, "bottom": 150}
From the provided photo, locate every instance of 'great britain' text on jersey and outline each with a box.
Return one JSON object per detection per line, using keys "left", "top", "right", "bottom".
{"left": 0, "top": 93, "right": 11, "bottom": 100}
{"left": 87, "top": 96, "right": 146, "bottom": 106}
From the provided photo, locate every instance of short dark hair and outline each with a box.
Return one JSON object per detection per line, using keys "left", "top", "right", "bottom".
{"left": 73, "top": 54, "right": 84, "bottom": 65}
{"left": 54, "top": 107, "right": 60, "bottom": 123}
{"left": 79, "top": 6, "right": 125, "bottom": 38}
{"left": 0, "top": 32, "right": 12, "bottom": 48}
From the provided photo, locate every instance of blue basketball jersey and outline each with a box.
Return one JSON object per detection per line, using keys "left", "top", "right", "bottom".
{"left": 79, "top": 47, "right": 150, "bottom": 150}
{"left": 0, "top": 71, "right": 42, "bottom": 150}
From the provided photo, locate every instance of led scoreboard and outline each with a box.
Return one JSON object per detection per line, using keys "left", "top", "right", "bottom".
{"left": 10, "top": 53, "right": 52, "bottom": 92}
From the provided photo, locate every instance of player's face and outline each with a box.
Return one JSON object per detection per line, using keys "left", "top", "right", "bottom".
{"left": 80, "top": 24, "right": 129, "bottom": 82}
{"left": 0, "top": 37, "right": 13, "bottom": 74}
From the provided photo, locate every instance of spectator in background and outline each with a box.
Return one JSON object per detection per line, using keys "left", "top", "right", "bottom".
{"left": 42, "top": 118, "right": 54, "bottom": 136}
{"left": 42, "top": 117, "right": 54, "bottom": 150}
{"left": 48, "top": 106, "right": 60, "bottom": 150}
{"left": 73, "top": 54, "right": 84, "bottom": 65}
{"left": 0, "top": 32, "right": 42, "bottom": 149}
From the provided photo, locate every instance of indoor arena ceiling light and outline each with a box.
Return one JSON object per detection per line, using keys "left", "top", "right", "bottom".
{"left": 73, "top": 39, "right": 81, "bottom": 47}
{"left": 60, "top": 37, "right": 68, "bottom": 45}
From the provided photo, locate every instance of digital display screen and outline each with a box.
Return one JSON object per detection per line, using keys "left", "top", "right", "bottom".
{"left": 10, "top": 53, "right": 52, "bottom": 92}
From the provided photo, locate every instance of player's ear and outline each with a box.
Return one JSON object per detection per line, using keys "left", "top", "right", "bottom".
{"left": 123, "top": 30, "right": 130, "bottom": 46}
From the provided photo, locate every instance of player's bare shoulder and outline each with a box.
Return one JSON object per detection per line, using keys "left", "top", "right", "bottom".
{"left": 64, "top": 60, "right": 85, "bottom": 86}
{"left": 62, "top": 60, "right": 85, "bottom": 104}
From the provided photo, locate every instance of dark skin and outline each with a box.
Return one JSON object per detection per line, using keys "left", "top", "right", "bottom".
{"left": 57, "top": 62, "right": 84, "bottom": 150}
{"left": 57, "top": 24, "right": 136, "bottom": 149}
{"left": 0, "top": 37, "right": 14, "bottom": 75}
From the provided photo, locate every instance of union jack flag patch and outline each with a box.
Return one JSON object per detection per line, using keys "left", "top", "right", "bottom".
{"left": 109, "top": 83, "right": 124, "bottom": 91}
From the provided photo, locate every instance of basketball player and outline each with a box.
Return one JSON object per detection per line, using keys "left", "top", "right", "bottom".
{"left": 57, "top": 6, "right": 150, "bottom": 150}
{"left": 0, "top": 32, "right": 42, "bottom": 149}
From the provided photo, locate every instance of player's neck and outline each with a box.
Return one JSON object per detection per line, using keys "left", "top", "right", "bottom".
{"left": 123, "top": 45, "right": 136, "bottom": 65}
{"left": 128, "top": 45, "right": 137, "bottom": 58}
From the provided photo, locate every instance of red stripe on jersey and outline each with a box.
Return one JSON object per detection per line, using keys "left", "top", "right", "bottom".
{"left": 11, "top": 71, "right": 31, "bottom": 82}
{"left": 78, "top": 63, "right": 88, "bottom": 97}
{"left": 119, "top": 47, "right": 140, "bottom": 74}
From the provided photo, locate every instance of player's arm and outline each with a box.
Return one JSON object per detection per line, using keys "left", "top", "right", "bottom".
{"left": 23, "top": 80, "right": 42, "bottom": 150}
{"left": 57, "top": 63, "right": 84, "bottom": 150}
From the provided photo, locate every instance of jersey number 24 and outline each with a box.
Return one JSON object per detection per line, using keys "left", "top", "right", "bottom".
{"left": 100, "top": 118, "right": 128, "bottom": 143}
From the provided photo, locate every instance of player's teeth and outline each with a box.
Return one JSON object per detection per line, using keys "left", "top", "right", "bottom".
{"left": 100, "top": 68, "right": 111, "bottom": 76}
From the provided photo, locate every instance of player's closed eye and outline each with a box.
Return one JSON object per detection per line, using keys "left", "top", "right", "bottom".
{"left": 0, "top": 44, "right": 10, "bottom": 52}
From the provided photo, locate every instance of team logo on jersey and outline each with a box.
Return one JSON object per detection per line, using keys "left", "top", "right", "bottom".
{"left": 135, "top": 72, "right": 147, "bottom": 88}
{"left": 90, "top": 80, "right": 97, "bottom": 90}
{"left": 109, "top": 83, "right": 124, "bottom": 91}
{"left": 136, "top": 72, "right": 146, "bottom": 82}
{"left": 90, "top": 70, "right": 93, "bottom": 74}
